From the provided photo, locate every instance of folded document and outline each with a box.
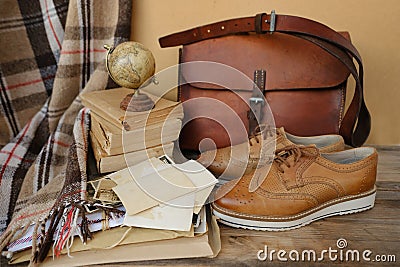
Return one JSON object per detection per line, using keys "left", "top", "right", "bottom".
{"left": 108, "top": 156, "right": 218, "bottom": 232}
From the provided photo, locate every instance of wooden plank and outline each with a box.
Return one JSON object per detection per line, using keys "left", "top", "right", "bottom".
{"left": 375, "top": 146, "right": 400, "bottom": 177}
{"left": 376, "top": 172, "right": 400, "bottom": 182}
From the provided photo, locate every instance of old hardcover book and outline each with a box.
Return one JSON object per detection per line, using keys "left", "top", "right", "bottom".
{"left": 90, "top": 132, "right": 174, "bottom": 173}
{"left": 90, "top": 112, "right": 181, "bottom": 155}
{"left": 81, "top": 88, "right": 183, "bottom": 131}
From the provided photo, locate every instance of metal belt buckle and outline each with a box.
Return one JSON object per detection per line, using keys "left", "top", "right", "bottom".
{"left": 265, "top": 10, "right": 276, "bottom": 34}
{"left": 249, "top": 97, "right": 265, "bottom": 105}
{"left": 248, "top": 96, "right": 264, "bottom": 133}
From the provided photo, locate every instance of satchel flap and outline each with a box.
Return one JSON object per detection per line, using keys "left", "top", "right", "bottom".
{"left": 180, "top": 32, "right": 351, "bottom": 91}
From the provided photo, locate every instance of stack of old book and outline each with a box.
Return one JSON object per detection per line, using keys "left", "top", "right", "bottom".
{"left": 80, "top": 88, "right": 183, "bottom": 173}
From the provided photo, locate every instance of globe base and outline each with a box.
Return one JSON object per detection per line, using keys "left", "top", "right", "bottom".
{"left": 120, "top": 91, "right": 155, "bottom": 112}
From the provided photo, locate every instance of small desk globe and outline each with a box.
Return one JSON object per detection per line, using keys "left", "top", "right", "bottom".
{"left": 105, "top": 41, "right": 156, "bottom": 112}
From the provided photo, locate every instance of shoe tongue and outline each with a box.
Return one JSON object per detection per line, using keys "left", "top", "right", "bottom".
{"left": 275, "top": 127, "right": 296, "bottom": 150}
{"left": 276, "top": 138, "right": 291, "bottom": 149}
{"left": 276, "top": 127, "right": 287, "bottom": 138}
{"left": 301, "top": 145, "right": 320, "bottom": 156}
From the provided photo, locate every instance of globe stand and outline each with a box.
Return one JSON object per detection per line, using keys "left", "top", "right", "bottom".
{"left": 120, "top": 89, "right": 155, "bottom": 112}
{"left": 104, "top": 42, "right": 157, "bottom": 113}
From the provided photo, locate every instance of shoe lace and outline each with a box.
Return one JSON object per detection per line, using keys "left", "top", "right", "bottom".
{"left": 248, "top": 125, "right": 278, "bottom": 146}
{"left": 274, "top": 145, "right": 315, "bottom": 173}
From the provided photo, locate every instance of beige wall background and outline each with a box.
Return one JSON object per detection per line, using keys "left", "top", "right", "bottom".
{"left": 131, "top": 0, "right": 400, "bottom": 145}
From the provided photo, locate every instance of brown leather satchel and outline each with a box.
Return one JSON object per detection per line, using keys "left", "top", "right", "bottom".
{"left": 159, "top": 12, "right": 370, "bottom": 149}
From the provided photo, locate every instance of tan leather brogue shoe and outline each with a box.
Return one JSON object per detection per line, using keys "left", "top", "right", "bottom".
{"left": 212, "top": 145, "right": 377, "bottom": 231}
{"left": 198, "top": 126, "right": 344, "bottom": 178}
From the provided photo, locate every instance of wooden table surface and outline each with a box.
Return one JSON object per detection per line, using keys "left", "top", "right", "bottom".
{"left": 3, "top": 146, "right": 399, "bottom": 266}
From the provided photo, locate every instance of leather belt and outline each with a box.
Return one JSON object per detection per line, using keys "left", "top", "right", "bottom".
{"left": 159, "top": 11, "right": 371, "bottom": 147}
{"left": 159, "top": 12, "right": 360, "bottom": 60}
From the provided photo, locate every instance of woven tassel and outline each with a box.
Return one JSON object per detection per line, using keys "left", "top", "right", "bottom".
{"left": 28, "top": 201, "right": 126, "bottom": 262}
{"left": 35, "top": 205, "right": 64, "bottom": 263}
{"left": 8, "top": 222, "right": 31, "bottom": 245}
{"left": 2, "top": 223, "right": 32, "bottom": 262}
{"left": 0, "top": 228, "right": 17, "bottom": 253}
{"left": 94, "top": 203, "right": 126, "bottom": 218}
{"left": 52, "top": 208, "right": 68, "bottom": 259}
{"left": 66, "top": 208, "right": 80, "bottom": 258}
{"left": 72, "top": 202, "right": 93, "bottom": 244}
{"left": 30, "top": 221, "right": 40, "bottom": 263}
{"left": 54, "top": 207, "right": 71, "bottom": 257}
{"left": 81, "top": 208, "right": 92, "bottom": 244}
{"left": 53, "top": 206, "right": 80, "bottom": 257}
{"left": 36, "top": 217, "right": 48, "bottom": 253}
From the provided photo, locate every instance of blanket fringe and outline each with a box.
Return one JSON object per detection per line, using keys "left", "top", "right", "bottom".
{"left": 1, "top": 222, "right": 32, "bottom": 259}
{"left": 72, "top": 202, "right": 93, "bottom": 245}
{"left": 35, "top": 206, "right": 64, "bottom": 263}
{"left": 35, "top": 202, "right": 92, "bottom": 263}
{"left": 30, "top": 220, "right": 40, "bottom": 263}
{"left": 53, "top": 206, "right": 80, "bottom": 257}
{"left": 0, "top": 228, "right": 17, "bottom": 253}
{"left": 13, "top": 202, "right": 126, "bottom": 263}
{"left": 9, "top": 222, "right": 31, "bottom": 245}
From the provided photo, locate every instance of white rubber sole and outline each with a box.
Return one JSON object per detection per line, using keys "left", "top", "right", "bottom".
{"left": 212, "top": 189, "right": 376, "bottom": 231}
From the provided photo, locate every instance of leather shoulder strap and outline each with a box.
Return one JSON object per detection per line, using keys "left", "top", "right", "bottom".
{"left": 159, "top": 13, "right": 371, "bottom": 147}
{"left": 293, "top": 33, "right": 369, "bottom": 147}
{"left": 159, "top": 13, "right": 360, "bottom": 58}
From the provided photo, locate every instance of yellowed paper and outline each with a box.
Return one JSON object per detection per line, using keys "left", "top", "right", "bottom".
{"left": 109, "top": 158, "right": 196, "bottom": 215}
{"left": 123, "top": 193, "right": 195, "bottom": 231}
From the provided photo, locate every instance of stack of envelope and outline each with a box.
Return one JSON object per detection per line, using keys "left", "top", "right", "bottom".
{"left": 7, "top": 156, "right": 221, "bottom": 266}
{"left": 110, "top": 156, "right": 217, "bottom": 232}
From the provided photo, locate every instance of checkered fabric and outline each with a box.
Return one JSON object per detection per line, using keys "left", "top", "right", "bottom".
{"left": 0, "top": 0, "right": 68, "bottom": 148}
{"left": 0, "top": 0, "right": 132, "bottom": 262}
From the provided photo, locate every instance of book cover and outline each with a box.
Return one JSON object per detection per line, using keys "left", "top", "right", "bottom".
{"left": 81, "top": 88, "right": 183, "bottom": 131}
{"left": 91, "top": 112, "right": 181, "bottom": 155}
{"left": 90, "top": 132, "right": 174, "bottom": 173}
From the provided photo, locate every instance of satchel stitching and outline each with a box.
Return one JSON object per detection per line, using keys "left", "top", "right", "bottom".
{"left": 178, "top": 48, "right": 183, "bottom": 101}
{"left": 338, "top": 84, "right": 345, "bottom": 129}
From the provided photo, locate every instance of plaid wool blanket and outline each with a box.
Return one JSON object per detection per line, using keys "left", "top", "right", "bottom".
{"left": 0, "top": 0, "right": 132, "bottom": 263}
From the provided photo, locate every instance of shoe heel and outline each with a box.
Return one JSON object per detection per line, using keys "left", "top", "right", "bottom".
{"left": 330, "top": 190, "right": 376, "bottom": 216}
